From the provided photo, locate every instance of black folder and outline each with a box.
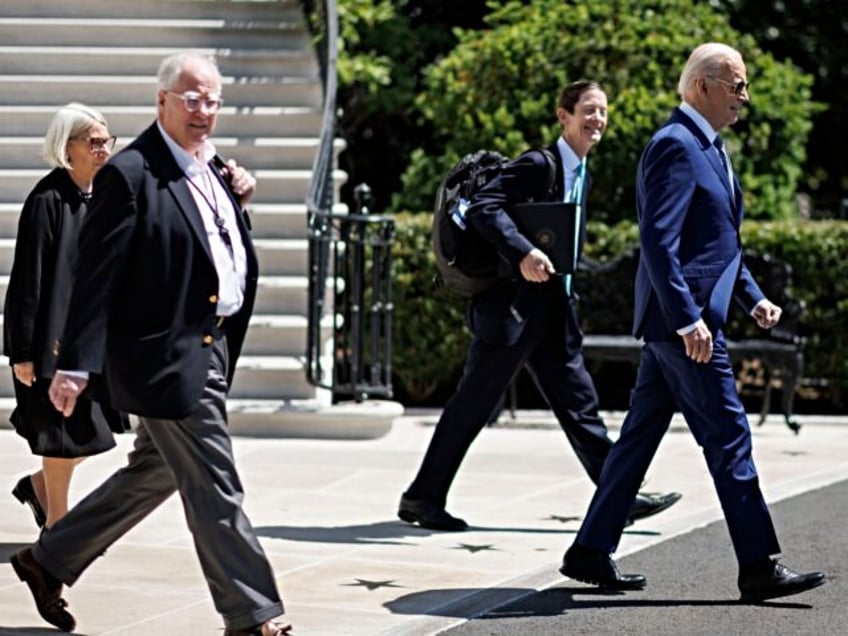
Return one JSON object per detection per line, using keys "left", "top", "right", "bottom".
{"left": 508, "top": 201, "right": 578, "bottom": 274}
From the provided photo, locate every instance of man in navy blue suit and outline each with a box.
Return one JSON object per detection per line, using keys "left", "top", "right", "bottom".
{"left": 561, "top": 43, "right": 825, "bottom": 602}
{"left": 398, "top": 81, "right": 681, "bottom": 532}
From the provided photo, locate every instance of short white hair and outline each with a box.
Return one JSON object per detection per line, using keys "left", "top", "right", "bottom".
{"left": 42, "top": 103, "right": 108, "bottom": 169}
{"left": 157, "top": 51, "right": 221, "bottom": 91}
{"left": 678, "top": 43, "right": 742, "bottom": 97}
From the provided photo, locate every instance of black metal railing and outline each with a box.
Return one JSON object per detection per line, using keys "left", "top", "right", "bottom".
{"left": 303, "top": 0, "right": 394, "bottom": 401}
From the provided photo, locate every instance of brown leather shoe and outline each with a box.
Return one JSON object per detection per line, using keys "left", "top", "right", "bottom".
{"left": 224, "top": 620, "right": 293, "bottom": 635}
{"left": 10, "top": 547, "right": 75, "bottom": 632}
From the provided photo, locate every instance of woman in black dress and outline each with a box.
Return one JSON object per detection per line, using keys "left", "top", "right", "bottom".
{"left": 4, "top": 103, "right": 128, "bottom": 530}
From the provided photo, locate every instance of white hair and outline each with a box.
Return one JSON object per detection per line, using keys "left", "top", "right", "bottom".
{"left": 157, "top": 51, "right": 221, "bottom": 91}
{"left": 678, "top": 43, "right": 742, "bottom": 97}
{"left": 42, "top": 102, "right": 108, "bottom": 169}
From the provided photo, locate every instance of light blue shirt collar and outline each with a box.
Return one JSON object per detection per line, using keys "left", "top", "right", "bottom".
{"left": 556, "top": 136, "right": 581, "bottom": 173}
{"left": 679, "top": 102, "right": 719, "bottom": 144}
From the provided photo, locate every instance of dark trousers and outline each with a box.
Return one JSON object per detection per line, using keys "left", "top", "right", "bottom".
{"left": 575, "top": 337, "right": 780, "bottom": 565}
{"left": 406, "top": 297, "right": 614, "bottom": 508}
{"left": 33, "top": 337, "right": 284, "bottom": 630}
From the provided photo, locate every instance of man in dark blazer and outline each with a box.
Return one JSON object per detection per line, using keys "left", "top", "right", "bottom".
{"left": 398, "top": 81, "right": 681, "bottom": 532}
{"left": 561, "top": 43, "right": 825, "bottom": 602}
{"left": 10, "top": 52, "right": 291, "bottom": 635}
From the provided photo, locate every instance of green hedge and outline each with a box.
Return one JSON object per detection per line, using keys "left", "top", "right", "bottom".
{"left": 390, "top": 213, "right": 848, "bottom": 408}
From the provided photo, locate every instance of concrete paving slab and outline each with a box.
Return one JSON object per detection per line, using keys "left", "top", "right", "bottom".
{"left": 0, "top": 410, "right": 845, "bottom": 635}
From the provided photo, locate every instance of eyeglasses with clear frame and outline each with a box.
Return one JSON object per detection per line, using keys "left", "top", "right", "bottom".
{"left": 71, "top": 135, "right": 117, "bottom": 152}
{"left": 166, "top": 90, "right": 224, "bottom": 113}
{"left": 711, "top": 77, "right": 749, "bottom": 96}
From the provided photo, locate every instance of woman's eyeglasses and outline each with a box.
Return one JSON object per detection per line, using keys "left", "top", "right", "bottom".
{"left": 72, "top": 135, "right": 117, "bottom": 152}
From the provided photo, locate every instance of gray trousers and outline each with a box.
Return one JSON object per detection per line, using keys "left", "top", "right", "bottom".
{"left": 33, "top": 337, "right": 284, "bottom": 630}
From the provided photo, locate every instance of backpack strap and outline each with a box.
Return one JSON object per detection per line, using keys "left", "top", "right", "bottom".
{"left": 539, "top": 148, "right": 557, "bottom": 200}
{"left": 518, "top": 148, "right": 558, "bottom": 201}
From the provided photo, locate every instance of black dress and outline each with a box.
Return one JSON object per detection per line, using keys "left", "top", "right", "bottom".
{"left": 3, "top": 168, "right": 128, "bottom": 458}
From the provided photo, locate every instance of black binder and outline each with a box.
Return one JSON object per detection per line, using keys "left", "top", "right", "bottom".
{"left": 508, "top": 201, "right": 578, "bottom": 274}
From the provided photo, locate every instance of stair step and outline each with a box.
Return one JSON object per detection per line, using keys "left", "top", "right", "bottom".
{"left": 0, "top": 354, "right": 318, "bottom": 401}
{"left": 0, "top": 168, "right": 345, "bottom": 205}
{"left": 3, "top": 0, "right": 302, "bottom": 21}
{"left": 0, "top": 106, "right": 324, "bottom": 138}
{"left": 0, "top": 137, "right": 344, "bottom": 171}
{"left": 241, "top": 314, "right": 333, "bottom": 356}
{"left": 0, "top": 76, "right": 323, "bottom": 109}
{"left": 0, "top": 271, "right": 318, "bottom": 315}
{"left": 0, "top": 202, "right": 350, "bottom": 240}
{"left": 0, "top": 19, "right": 310, "bottom": 50}
{"left": 0, "top": 313, "right": 330, "bottom": 358}
{"left": 229, "top": 355, "right": 314, "bottom": 400}
{"left": 0, "top": 46, "right": 319, "bottom": 79}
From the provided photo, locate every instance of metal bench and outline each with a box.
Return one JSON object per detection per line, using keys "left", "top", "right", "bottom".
{"left": 579, "top": 250, "right": 804, "bottom": 434}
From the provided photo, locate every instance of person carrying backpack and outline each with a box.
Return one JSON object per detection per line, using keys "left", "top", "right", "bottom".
{"left": 398, "top": 80, "right": 682, "bottom": 531}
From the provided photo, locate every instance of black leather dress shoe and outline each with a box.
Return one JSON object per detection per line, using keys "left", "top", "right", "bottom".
{"left": 398, "top": 494, "right": 468, "bottom": 531}
{"left": 12, "top": 475, "right": 47, "bottom": 528}
{"left": 10, "top": 547, "right": 75, "bottom": 632}
{"left": 738, "top": 559, "right": 826, "bottom": 602}
{"left": 224, "top": 620, "right": 292, "bottom": 635}
{"left": 626, "top": 491, "right": 682, "bottom": 525}
{"left": 560, "top": 543, "right": 646, "bottom": 590}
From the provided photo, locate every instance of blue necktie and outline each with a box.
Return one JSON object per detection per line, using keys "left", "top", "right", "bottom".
{"left": 714, "top": 135, "right": 733, "bottom": 191}
{"left": 563, "top": 161, "right": 585, "bottom": 296}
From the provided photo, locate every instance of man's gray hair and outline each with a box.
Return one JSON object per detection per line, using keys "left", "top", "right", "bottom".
{"left": 678, "top": 43, "right": 742, "bottom": 97}
{"left": 42, "top": 102, "right": 108, "bottom": 170}
{"left": 157, "top": 51, "right": 220, "bottom": 91}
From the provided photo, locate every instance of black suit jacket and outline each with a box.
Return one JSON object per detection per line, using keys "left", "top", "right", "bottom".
{"left": 464, "top": 142, "right": 591, "bottom": 347}
{"left": 57, "top": 123, "right": 259, "bottom": 418}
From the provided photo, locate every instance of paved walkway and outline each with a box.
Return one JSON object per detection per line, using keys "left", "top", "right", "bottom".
{"left": 0, "top": 410, "right": 846, "bottom": 635}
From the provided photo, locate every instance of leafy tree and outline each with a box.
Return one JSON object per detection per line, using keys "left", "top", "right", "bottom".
{"left": 713, "top": 0, "right": 848, "bottom": 217}
{"left": 396, "top": 0, "right": 820, "bottom": 223}
{"left": 335, "top": 0, "right": 490, "bottom": 211}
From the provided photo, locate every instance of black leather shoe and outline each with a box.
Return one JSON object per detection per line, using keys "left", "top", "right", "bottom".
{"left": 12, "top": 475, "right": 46, "bottom": 528}
{"left": 738, "top": 559, "right": 826, "bottom": 602}
{"left": 224, "top": 620, "right": 292, "bottom": 635}
{"left": 398, "top": 494, "right": 468, "bottom": 531}
{"left": 10, "top": 547, "right": 75, "bottom": 632}
{"left": 560, "top": 543, "right": 646, "bottom": 590}
{"left": 626, "top": 491, "right": 682, "bottom": 525}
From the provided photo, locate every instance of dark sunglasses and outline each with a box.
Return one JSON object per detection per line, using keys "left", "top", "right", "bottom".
{"left": 711, "top": 77, "right": 749, "bottom": 96}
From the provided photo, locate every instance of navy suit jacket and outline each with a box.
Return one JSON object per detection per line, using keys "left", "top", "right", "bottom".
{"left": 633, "top": 108, "right": 763, "bottom": 342}
{"left": 57, "top": 123, "right": 259, "bottom": 419}
{"left": 464, "top": 143, "right": 590, "bottom": 347}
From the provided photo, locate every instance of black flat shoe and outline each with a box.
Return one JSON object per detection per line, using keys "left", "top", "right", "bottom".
{"left": 12, "top": 475, "right": 46, "bottom": 528}
{"left": 560, "top": 543, "right": 646, "bottom": 590}
{"left": 738, "top": 559, "right": 826, "bottom": 602}
{"left": 398, "top": 494, "right": 468, "bottom": 531}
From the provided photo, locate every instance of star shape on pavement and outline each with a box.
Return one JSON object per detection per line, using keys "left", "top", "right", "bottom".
{"left": 343, "top": 579, "right": 404, "bottom": 591}
{"left": 548, "top": 514, "right": 581, "bottom": 524}
{"left": 454, "top": 543, "right": 497, "bottom": 553}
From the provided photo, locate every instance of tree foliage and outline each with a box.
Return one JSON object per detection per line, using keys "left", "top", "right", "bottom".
{"left": 712, "top": 0, "right": 848, "bottom": 215}
{"left": 334, "top": 0, "right": 490, "bottom": 211}
{"left": 395, "top": 0, "right": 820, "bottom": 223}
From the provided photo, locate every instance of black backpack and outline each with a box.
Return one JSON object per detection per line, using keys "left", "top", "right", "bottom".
{"left": 432, "top": 148, "right": 557, "bottom": 298}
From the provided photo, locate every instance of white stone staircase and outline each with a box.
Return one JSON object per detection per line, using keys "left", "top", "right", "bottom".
{"left": 0, "top": 0, "right": 400, "bottom": 438}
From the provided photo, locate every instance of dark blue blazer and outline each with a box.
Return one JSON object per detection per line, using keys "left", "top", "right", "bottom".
{"left": 633, "top": 108, "right": 763, "bottom": 341}
{"left": 464, "top": 143, "right": 590, "bottom": 347}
